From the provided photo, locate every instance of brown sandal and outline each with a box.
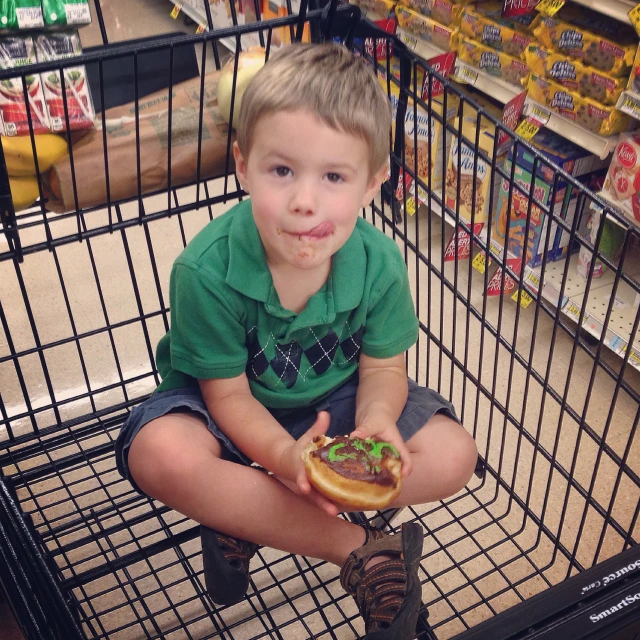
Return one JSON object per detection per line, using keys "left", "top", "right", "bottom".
{"left": 340, "top": 523, "right": 423, "bottom": 639}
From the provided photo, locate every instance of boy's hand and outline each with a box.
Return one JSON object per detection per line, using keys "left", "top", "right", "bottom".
{"left": 351, "top": 416, "right": 413, "bottom": 477}
{"left": 278, "top": 411, "right": 339, "bottom": 517}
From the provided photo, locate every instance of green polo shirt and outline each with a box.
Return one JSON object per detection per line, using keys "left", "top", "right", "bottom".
{"left": 155, "top": 199, "right": 418, "bottom": 409}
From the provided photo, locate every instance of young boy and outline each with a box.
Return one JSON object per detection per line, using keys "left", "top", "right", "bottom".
{"left": 115, "top": 43, "right": 478, "bottom": 639}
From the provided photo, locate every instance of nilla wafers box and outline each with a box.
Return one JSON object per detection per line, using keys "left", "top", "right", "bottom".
{"left": 603, "top": 133, "right": 640, "bottom": 225}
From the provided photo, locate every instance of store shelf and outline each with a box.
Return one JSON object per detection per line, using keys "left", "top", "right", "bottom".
{"left": 569, "top": 0, "right": 635, "bottom": 25}
{"left": 617, "top": 90, "right": 640, "bottom": 122}
{"left": 396, "top": 26, "right": 447, "bottom": 60}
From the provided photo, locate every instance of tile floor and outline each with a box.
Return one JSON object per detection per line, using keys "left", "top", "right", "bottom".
{"left": 0, "top": 1, "right": 638, "bottom": 639}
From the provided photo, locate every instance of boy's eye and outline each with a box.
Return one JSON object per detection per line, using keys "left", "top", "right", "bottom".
{"left": 326, "top": 172, "right": 344, "bottom": 183}
{"left": 273, "top": 166, "right": 291, "bottom": 177}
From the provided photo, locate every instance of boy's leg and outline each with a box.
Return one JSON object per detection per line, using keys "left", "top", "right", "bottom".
{"left": 127, "top": 413, "right": 368, "bottom": 567}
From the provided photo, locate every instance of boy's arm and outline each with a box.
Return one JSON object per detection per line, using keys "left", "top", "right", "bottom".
{"left": 352, "top": 352, "right": 413, "bottom": 476}
{"left": 199, "top": 375, "right": 337, "bottom": 511}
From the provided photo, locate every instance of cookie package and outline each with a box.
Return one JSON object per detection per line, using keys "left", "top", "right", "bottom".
{"left": 400, "top": 0, "right": 463, "bottom": 27}
{"left": 527, "top": 74, "right": 631, "bottom": 136}
{"left": 525, "top": 45, "right": 626, "bottom": 107}
{"left": 457, "top": 37, "right": 529, "bottom": 87}
{"left": 460, "top": 2, "right": 535, "bottom": 60}
{"left": 395, "top": 4, "right": 461, "bottom": 51}
{"left": 532, "top": 5, "right": 637, "bottom": 77}
{"left": 445, "top": 115, "right": 501, "bottom": 225}
{"left": 627, "top": 44, "right": 640, "bottom": 96}
{"left": 603, "top": 133, "right": 640, "bottom": 225}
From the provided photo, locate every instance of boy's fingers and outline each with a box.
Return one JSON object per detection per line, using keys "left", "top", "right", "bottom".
{"left": 301, "top": 411, "right": 331, "bottom": 447}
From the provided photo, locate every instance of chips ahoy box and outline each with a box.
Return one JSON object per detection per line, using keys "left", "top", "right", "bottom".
{"left": 492, "top": 129, "right": 606, "bottom": 268}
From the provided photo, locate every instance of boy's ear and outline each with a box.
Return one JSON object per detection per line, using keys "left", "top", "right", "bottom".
{"left": 233, "top": 141, "right": 250, "bottom": 193}
{"left": 360, "top": 162, "right": 389, "bottom": 208}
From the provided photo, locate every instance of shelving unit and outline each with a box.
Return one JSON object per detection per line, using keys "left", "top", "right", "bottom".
{"left": 569, "top": 0, "right": 636, "bottom": 24}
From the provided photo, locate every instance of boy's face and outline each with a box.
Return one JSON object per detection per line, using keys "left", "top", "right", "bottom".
{"left": 234, "top": 109, "right": 386, "bottom": 272}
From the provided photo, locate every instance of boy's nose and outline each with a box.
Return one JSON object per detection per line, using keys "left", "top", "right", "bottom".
{"left": 290, "top": 180, "right": 317, "bottom": 215}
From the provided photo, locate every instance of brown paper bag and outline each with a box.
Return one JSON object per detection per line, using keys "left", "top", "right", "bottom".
{"left": 44, "top": 71, "right": 234, "bottom": 213}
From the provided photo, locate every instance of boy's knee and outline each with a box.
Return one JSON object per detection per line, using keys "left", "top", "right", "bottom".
{"left": 452, "top": 428, "right": 478, "bottom": 489}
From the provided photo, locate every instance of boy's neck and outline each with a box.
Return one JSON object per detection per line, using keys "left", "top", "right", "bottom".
{"left": 268, "top": 258, "right": 332, "bottom": 315}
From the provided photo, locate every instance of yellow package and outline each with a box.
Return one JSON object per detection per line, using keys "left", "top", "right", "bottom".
{"left": 532, "top": 5, "right": 637, "bottom": 77}
{"left": 349, "top": 0, "right": 397, "bottom": 19}
{"left": 457, "top": 37, "right": 529, "bottom": 87}
{"left": 379, "top": 64, "right": 460, "bottom": 194}
{"left": 524, "top": 45, "right": 625, "bottom": 107}
{"left": 445, "top": 115, "right": 500, "bottom": 224}
{"left": 396, "top": 5, "right": 460, "bottom": 51}
{"left": 261, "top": 0, "right": 310, "bottom": 43}
{"left": 400, "top": 0, "right": 462, "bottom": 27}
{"left": 527, "top": 74, "right": 631, "bottom": 136}
{"left": 460, "top": 2, "right": 535, "bottom": 59}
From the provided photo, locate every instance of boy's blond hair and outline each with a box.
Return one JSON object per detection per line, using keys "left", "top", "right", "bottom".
{"left": 236, "top": 43, "right": 392, "bottom": 175}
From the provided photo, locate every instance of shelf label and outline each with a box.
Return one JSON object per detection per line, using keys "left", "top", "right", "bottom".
{"left": 524, "top": 269, "right": 540, "bottom": 293}
{"left": 535, "top": 0, "right": 565, "bottom": 16}
{"left": 511, "top": 288, "right": 534, "bottom": 309}
{"left": 622, "top": 344, "right": 640, "bottom": 369}
{"left": 523, "top": 101, "right": 551, "bottom": 127}
{"left": 399, "top": 30, "right": 417, "bottom": 51}
{"left": 629, "top": 3, "right": 640, "bottom": 37}
{"left": 406, "top": 197, "right": 417, "bottom": 216}
{"left": 515, "top": 119, "right": 541, "bottom": 141}
{"left": 618, "top": 92, "right": 640, "bottom": 121}
{"left": 453, "top": 64, "right": 478, "bottom": 85}
{"left": 472, "top": 251, "right": 488, "bottom": 274}
{"left": 563, "top": 300, "right": 582, "bottom": 323}
{"left": 170, "top": 3, "right": 182, "bottom": 18}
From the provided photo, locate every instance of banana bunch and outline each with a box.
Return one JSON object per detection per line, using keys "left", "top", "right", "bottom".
{"left": 2, "top": 134, "right": 68, "bottom": 211}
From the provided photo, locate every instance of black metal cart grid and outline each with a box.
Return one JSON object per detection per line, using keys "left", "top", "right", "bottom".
{"left": 0, "top": 2, "right": 638, "bottom": 639}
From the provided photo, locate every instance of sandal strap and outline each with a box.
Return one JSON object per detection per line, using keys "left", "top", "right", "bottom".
{"left": 215, "top": 533, "right": 258, "bottom": 565}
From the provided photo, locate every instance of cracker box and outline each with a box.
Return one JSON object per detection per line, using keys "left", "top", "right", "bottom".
{"left": 525, "top": 45, "right": 625, "bottom": 107}
{"left": 35, "top": 31, "right": 95, "bottom": 132}
{"left": 460, "top": 2, "right": 535, "bottom": 59}
{"left": 457, "top": 37, "right": 528, "bottom": 87}
{"left": 445, "top": 114, "right": 501, "bottom": 225}
{"left": 527, "top": 73, "right": 630, "bottom": 136}
{"left": 532, "top": 5, "right": 637, "bottom": 78}
{"left": 492, "top": 130, "right": 604, "bottom": 268}
{"left": 395, "top": 4, "right": 460, "bottom": 51}
{"left": 0, "top": 36, "right": 49, "bottom": 136}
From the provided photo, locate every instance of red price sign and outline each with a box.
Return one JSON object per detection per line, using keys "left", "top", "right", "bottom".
{"left": 502, "top": 0, "right": 538, "bottom": 17}
{"left": 422, "top": 51, "right": 457, "bottom": 100}
{"left": 497, "top": 90, "right": 527, "bottom": 155}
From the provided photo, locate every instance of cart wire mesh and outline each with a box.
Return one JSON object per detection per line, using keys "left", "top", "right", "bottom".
{"left": 0, "top": 2, "right": 638, "bottom": 639}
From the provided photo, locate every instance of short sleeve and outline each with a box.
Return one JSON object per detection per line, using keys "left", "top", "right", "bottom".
{"left": 169, "top": 261, "right": 247, "bottom": 379}
{"left": 361, "top": 263, "right": 419, "bottom": 359}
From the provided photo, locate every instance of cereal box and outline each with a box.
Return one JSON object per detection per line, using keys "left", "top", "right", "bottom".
{"left": 525, "top": 45, "right": 625, "bottom": 107}
{"left": 35, "top": 31, "right": 94, "bottom": 132}
{"left": 527, "top": 73, "right": 630, "bottom": 136}
{"left": 492, "top": 130, "right": 604, "bottom": 268}
{"left": 460, "top": 2, "right": 535, "bottom": 59}
{"left": 395, "top": 4, "right": 460, "bottom": 51}
{"left": 400, "top": 0, "right": 462, "bottom": 27}
{"left": 0, "top": 36, "right": 49, "bottom": 136}
{"left": 532, "top": 5, "right": 637, "bottom": 77}
{"left": 457, "top": 37, "right": 528, "bottom": 86}
{"left": 42, "top": 0, "right": 91, "bottom": 27}
{"left": 445, "top": 115, "right": 501, "bottom": 225}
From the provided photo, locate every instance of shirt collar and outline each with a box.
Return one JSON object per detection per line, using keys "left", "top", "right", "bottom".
{"left": 226, "top": 199, "right": 366, "bottom": 318}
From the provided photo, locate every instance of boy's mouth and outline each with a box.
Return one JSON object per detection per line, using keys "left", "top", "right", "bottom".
{"left": 290, "top": 221, "right": 334, "bottom": 240}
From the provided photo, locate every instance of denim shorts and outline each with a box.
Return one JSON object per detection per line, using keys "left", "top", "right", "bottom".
{"left": 115, "top": 374, "right": 459, "bottom": 497}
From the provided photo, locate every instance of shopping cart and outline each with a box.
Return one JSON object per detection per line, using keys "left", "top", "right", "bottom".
{"left": 0, "top": 1, "right": 638, "bottom": 638}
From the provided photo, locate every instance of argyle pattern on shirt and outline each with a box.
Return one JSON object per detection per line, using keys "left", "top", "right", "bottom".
{"left": 246, "top": 323, "right": 364, "bottom": 390}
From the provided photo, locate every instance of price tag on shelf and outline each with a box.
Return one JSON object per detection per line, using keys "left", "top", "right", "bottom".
{"left": 399, "top": 30, "right": 417, "bottom": 51}
{"left": 618, "top": 92, "right": 640, "bottom": 121}
{"left": 535, "top": 0, "right": 564, "bottom": 16}
{"left": 629, "top": 3, "right": 640, "bottom": 37}
{"left": 622, "top": 344, "right": 640, "bottom": 369}
{"left": 563, "top": 300, "right": 582, "bottom": 323}
{"left": 196, "top": 22, "right": 207, "bottom": 33}
{"left": 170, "top": 3, "right": 182, "bottom": 18}
{"left": 472, "top": 252, "right": 487, "bottom": 274}
{"left": 523, "top": 101, "right": 551, "bottom": 127}
{"left": 453, "top": 64, "right": 478, "bottom": 85}
{"left": 515, "top": 119, "right": 540, "bottom": 142}
{"left": 511, "top": 288, "right": 534, "bottom": 309}
{"left": 406, "top": 197, "right": 417, "bottom": 216}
